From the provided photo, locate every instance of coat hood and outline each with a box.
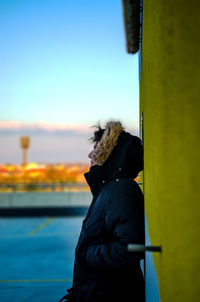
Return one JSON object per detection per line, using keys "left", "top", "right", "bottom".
{"left": 85, "top": 121, "right": 143, "bottom": 195}
{"left": 91, "top": 121, "right": 125, "bottom": 166}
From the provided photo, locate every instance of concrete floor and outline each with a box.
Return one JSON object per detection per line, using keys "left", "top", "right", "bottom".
{"left": 0, "top": 217, "right": 84, "bottom": 302}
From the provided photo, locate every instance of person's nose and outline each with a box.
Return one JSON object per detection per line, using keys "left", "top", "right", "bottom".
{"left": 88, "top": 150, "right": 93, "bottom": 159}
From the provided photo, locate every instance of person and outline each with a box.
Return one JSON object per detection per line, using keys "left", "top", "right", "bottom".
{"left": 59, "top": 121, "right": 145, "bottom": 302}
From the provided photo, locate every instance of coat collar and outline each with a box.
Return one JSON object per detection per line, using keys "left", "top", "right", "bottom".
{"left": 84, "top": 165, "right": 105, "bottom": 196}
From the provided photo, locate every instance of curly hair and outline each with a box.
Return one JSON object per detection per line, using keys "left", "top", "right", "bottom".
{"left": 90, "top": 123, "right": 105, "bottom": 143}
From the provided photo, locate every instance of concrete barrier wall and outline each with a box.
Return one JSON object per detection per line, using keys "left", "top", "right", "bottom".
{"left": 0, "top": 192, "right": 92, "bottom": 208}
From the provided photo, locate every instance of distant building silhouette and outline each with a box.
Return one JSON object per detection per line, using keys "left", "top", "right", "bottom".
{"left": 20, "top": 136, "right": 30, "bottom": 166}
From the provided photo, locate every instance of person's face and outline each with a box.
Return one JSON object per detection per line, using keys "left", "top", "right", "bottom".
{"left": 88, "top": 141, "right": 98, "bottom": 166}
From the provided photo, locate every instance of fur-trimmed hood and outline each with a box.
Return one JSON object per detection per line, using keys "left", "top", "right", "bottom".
{"left": 92, "top": 121, "right": 124, "bottom": 166}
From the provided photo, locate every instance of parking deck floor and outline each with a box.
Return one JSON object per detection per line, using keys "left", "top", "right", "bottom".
{"left": 0, "top": 217, "right": 84, "bottom": 302}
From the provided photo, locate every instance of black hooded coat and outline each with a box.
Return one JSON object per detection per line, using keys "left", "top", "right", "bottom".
{"left": 72, "top": 131, "right": 145, "bottom": 302}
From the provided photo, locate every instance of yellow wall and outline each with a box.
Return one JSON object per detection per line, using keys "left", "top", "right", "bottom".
{"left": 140, "top": 0, "right": 200, "bottom": 301}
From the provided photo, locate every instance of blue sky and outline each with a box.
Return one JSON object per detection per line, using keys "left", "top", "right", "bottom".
{"left": 0, "top": 0, "right": 139, "bottom": 163}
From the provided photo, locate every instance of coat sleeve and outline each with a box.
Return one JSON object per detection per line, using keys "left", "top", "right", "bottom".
{"left": 83, "top": 188, "right": 145, "bottom": 270}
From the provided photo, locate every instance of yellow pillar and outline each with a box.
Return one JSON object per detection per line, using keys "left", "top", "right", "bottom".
{"left": 140, "top": 0, "right": 200, "bottom": 301}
